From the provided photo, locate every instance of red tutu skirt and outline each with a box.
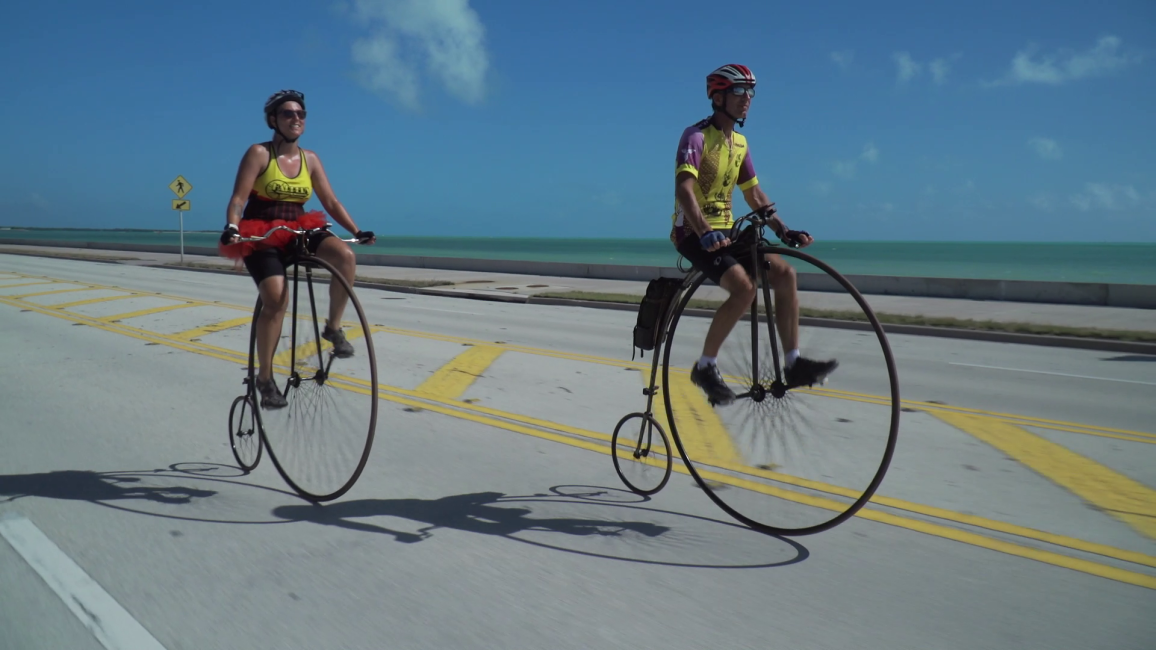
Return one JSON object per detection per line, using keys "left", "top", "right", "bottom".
{"left": 218, "top": 211, "right": 329, "bottom": 260}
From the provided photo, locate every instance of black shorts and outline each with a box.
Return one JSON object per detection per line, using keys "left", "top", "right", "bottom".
{"left": 242, "top": 230, "right": 334, "bottom": 285}
{"left": 676, "top": 228, "right": 760, "bottom": 285}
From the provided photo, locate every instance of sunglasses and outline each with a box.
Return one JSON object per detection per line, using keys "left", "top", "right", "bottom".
{"left": 279, "top": 109, "right": 307, "bottom": 120}
{"left": 726, "top": 86, "right": 756, "bottom": 98}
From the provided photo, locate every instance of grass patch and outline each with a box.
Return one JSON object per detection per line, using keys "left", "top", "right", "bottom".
{"left": 536, "top": 291, "right": 1156, "bottom": 343}
{"left": 162, "top": 261, "right": 243, "bottom": 272}
{"left": 0, "top": 247, "right": 138, "bottom": 262}
{"left": 355, "top": 277, "right": 453, "bottom": 288}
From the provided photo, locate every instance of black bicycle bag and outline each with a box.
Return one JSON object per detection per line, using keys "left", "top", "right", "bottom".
{"left": 632, "top": 277, "right": 683, "bottom": 359}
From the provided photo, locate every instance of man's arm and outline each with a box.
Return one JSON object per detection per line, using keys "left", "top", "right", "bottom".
{"left": 742, "top": 184, "right": 813, "bottom": 248}
{"left": 676, "top": 173, "right": 730, "bottom": 251}
{"left": 676, "top": 173, "right": 713, "bottom": 237}
{"left": 741, "top": 184, "right": 780, "bottom": 234}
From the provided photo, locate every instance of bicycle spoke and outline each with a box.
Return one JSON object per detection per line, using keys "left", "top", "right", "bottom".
{"left": 662, "top": 248, "right": 899, "bottom": 535}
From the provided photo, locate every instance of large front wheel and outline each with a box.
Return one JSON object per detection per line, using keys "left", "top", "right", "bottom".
{"left": 661, "top": 247, "right": 900, "bottom": 535}
{"left": 249, "top": 255, "right": 379, "bottom": 502}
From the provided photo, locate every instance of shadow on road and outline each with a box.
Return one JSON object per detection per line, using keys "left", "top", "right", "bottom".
{"left": 273, "top": 490, "right": 668, "bottom": 543}
{"left": 273, "top": 485, "right": 810, "bottom": 570}
{"left": 0, "top": 469, "right": 217, "bottom": 505}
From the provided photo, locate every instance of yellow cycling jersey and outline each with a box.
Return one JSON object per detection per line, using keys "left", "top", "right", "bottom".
{"left": 252, "top": 144, "right": 312, "bottom": 203}
{"left": 670, "top": 118, "right": 759, "bottom": 241}
{"left": 242, "top": 143, "right": 314, "bottom": 222}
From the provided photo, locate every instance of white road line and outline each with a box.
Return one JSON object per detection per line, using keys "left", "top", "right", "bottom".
{"left": 949, "top": 362, "right": 1156, "bottom": 387}
{"left": 0, "top": 513, "right": 168, "bottom": 650}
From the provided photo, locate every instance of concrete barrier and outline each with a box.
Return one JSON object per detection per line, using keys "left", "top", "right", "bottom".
{"left": 2, "top": 237, "right": 1154, "bottom": 308}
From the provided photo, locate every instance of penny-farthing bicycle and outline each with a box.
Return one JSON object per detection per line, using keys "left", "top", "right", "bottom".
{"left": 613, "top": 210, "right": 900, "bottom": 535}
{"left": 227, "top": 225, "right": 378, "bottom": 502}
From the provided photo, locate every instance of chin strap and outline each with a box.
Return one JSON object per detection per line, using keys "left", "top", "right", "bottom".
{"left": 273, "top": 126, "right": 298, "bottom": 143}
{"left": 721, "top": 101, "right": 746, "bottom": 128}
{"left": 712, "top": 97, "right": 746, "bottom": 129}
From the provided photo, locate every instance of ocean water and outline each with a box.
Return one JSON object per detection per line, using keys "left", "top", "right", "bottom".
{"left": 1, "top": 228, "right": 1153, "bottom": 285}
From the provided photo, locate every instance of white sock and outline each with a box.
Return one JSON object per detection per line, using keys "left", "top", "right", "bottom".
{"left": 697, "top": 355, "right": 717, "bottom": 369}
{"left": 785, "top": 349, "right": 800, "bottom": 367}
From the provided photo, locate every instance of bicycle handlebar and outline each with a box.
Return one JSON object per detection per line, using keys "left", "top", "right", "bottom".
{"left": 232, "top": 224, "right": 369, "bottom": 245}
{"left": 727, "top": 209, "right": 810, "bottom": 249}
{"left": 727, "top": 209, "right": 777, "bottom": 241}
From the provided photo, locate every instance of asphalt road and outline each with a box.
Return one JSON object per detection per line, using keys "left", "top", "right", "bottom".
{"left": 1, "top": 254, "right": 1153, "bottom": 650}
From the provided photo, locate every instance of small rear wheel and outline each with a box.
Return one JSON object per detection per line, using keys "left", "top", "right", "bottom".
{"left": 611, "top": 412, "right": 672, "bottom": 495}
{"left": 228, "top": 394, "right": 262, "bottom": 472}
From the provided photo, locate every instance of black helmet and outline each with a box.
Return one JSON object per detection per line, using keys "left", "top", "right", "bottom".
{"left": 263, "top": 89, "right": 306, "bottom": 142}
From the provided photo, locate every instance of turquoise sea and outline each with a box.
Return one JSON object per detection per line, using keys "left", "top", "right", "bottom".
{"left": 1, "top": 227, "right": 1153, "bottom": 285}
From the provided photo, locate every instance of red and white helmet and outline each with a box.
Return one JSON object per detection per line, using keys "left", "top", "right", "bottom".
{"left": 706, "top": 64, "right": 756, "bottom": 97}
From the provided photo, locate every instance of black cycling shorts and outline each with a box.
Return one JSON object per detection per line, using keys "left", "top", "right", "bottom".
{"left": 676, "top": 228, "right": 760, "bottom": 286}
{"left": 242, "top": 230, "right": 334, "bottom": 285}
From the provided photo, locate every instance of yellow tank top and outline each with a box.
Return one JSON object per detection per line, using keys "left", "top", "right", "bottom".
{"left": 251, "top": 144, "right": 312, "bottom": 203}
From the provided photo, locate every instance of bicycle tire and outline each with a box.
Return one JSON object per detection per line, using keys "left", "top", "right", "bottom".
{"left": 611, "top": 412, "right": 673, "bottom": 495}
{"left": 228, "top": 394, "right": 262, "bottom": 472}
{"left": 248, "top": 254, "right": 379, "bottom": 502}
{"left": 661, "top": 246, "right": 900, "bottom": 535}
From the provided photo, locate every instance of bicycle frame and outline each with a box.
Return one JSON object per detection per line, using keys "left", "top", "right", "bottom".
{"left": 236, "top": 224, "right": 366, "bottom": 395}
{"left": 641, "top": 210, "right": 790, "bottom": 406}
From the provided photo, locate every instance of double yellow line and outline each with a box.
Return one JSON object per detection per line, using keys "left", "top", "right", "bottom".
{"left": 2, "top": 271, "right": 1154, "bottom": 589}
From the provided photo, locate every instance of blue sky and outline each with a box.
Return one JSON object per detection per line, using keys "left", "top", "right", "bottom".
{"left": 2, "top": 0, "right": 1153, "bottom": 241}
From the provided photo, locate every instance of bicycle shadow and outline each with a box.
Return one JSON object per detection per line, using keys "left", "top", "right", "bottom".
{"left": 272, "top": 491, "right": 668, "bottom": 544}
{"left": 273, "top": 487, "right": 810, "bottom": 569}
{"left": 0, "top": 469, "right": 218, "bottom": 505}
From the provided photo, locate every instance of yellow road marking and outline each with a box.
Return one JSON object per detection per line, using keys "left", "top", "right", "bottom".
{"left": 934, "top": 411, "right": 1156, "bottom": 541}
{"left": 416, "top": 345, "right": 505, "bottom": 399}
{"left": 323, "top": 370, "right": 1156, "bottom": 572}
{"left": 690, "top": 465, "right": 1156, "bottom": 591}
{"left": 7, "top": 269, "right": 1140, "bottom": 447}
{"left": 0, "top": 281, "right": 58, "bottom": 290}
{"left": 6, "top": 270, "right": 1154, "bottom": 443}
{"left": 12, "top": 286, "right": 98, "bottom": 299}
{"left": 272, "top": 324, "right": 365, "bottom": 369}
{"left": 653, "top": 373, "right": 742, "bottom": 466}
{"left": 4, "top": 290, "right": 1156, "bottom": 588}
{"left": 173, "top": 316, "right": 253, "bottom": 340}
{"left": 808, "top": 385, "right": 1156, "bottom": 442}
{"left": 50, "top": 294, "right": 141, "bottom": 309}
{"left": 98, "top": 302, "right": 194, "bottom": 323}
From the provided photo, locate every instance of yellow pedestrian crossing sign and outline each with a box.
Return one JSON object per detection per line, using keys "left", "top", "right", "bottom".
{"left": 172, "top": 199, "right": 191, "bottom": 211}
{"left": 169, "top": 175, "right": 192, "bottom": 198}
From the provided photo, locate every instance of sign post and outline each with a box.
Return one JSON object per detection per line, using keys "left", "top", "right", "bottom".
{"left": 169, "top": 176, "right": 193, "bottom": 263}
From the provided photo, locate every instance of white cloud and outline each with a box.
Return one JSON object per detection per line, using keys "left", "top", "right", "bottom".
{"left": 988, "top": 35, "right": 1139, "bottom": 86}
{"left": 830, "top": 50, "right": 854, "bottom": 70}
{"left": 1070, "top": 183, "right": 1141, "bottom": 211}
{"left": 893, "top": 52, "right": 921, "bottom": 82}
{"left": 832, "top": 161, "right": 857, "bottom": 179}
{"left": 1030, "top": 194, "right": 1055, "bottom": 211}
{"left": 929, "top": 58, "right": 951, "bottom": 84}
{"left": 829, "top": 142, "right": 878, "bottom": 182}
{"left": 348, "top": 0, "right": 489, "bottom": 110}
{"left": 1028, "top": 137, "right": 1063, "bottom": 161}
{"left": 811, "top": 181, "right": 834, "bottom": 196}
